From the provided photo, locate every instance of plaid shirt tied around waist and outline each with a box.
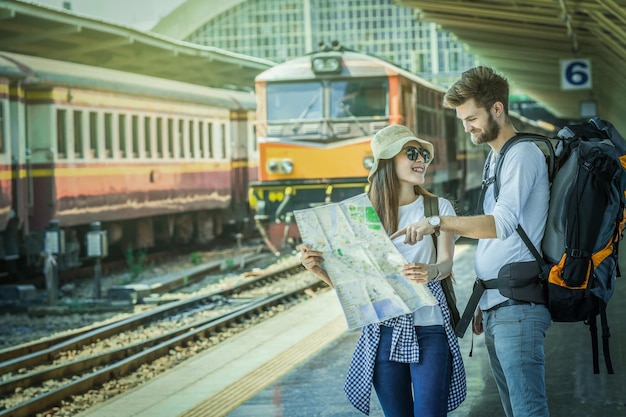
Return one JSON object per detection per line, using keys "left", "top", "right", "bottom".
{"left": 343, "top": 281, "right": 467, "bottom": 415}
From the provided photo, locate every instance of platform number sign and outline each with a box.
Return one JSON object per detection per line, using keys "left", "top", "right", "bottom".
{"left": 561, "top": 58, "right": 592, "bottom": 90}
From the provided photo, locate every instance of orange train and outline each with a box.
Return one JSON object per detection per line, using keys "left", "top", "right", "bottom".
{"left": 248, "top": 43, "right": 555, "bottom": 251}
{"left": 0, "top": 52, "right": 256, "bottom": 277}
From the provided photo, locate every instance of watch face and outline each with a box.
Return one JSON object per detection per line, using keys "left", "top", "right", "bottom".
{"left": 429, "top": 216, "right": 441, "bottom": 227}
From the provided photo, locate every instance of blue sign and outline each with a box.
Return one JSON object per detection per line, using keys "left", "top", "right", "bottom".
{"left": 560, "top": 58, "right": 592, "bottom": 90}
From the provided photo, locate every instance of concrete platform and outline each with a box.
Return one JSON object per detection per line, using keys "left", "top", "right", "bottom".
{"left": 76, "top": 286, "right": 346, "bottom": 417}
{"left": 228, "top": 241, "right": 626, "bottom": 417}
{"left": 76, "top": 240, "right": 626, "bottom": 417}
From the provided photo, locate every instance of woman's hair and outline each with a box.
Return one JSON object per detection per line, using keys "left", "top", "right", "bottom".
{"left": 442, "top": 66, "right": 510, "bottom": 116}
{"left": 368, "top": 158, "right": 432, "bottom": 234}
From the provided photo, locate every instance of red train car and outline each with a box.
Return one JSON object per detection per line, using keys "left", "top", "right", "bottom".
{"left": 0, "top": 52, "right": 256, "bottom": 275}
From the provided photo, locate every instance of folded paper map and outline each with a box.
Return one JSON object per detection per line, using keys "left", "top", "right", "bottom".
{"left": 294, "top": 193, "right": 437, "bottom": 329}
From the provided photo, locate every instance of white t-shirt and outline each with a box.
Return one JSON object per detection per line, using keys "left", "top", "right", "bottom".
{"left": 475, "top": 141, "right": 549, "bottom": 310}
{"left": 392, "top": 195, "right": 457, "bottom": 325}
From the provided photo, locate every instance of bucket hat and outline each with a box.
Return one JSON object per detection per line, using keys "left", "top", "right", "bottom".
{"left": 367, "top": 124, "right": 435, "bottom": 182}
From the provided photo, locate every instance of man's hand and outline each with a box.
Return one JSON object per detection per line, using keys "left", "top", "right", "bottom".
{"left": 472, "top": 309, "right": 484, "bottom": 335}
{"left": 389, "top": 218, "right": 433, "bottom": 245}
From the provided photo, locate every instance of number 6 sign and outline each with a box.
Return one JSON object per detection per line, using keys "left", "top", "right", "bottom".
{"left": 560, "top": 58, "right": 592, "bottom": 90}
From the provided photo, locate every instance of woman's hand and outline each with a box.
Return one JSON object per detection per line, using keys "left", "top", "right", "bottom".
{"left": 402, "top": 262, "right": 438, "bottom": 284}
{"left": 299, "top": 245, "right": 333, "bottom": 287}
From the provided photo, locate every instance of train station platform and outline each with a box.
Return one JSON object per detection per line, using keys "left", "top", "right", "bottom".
{"left": 77, "top": 240, "right": 626, "bottom": 417}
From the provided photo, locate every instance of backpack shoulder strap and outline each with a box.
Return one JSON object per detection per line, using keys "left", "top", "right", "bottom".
{"left": 492, "top": 133, "right": 556, "bottom": 200}
{"left": 476, "top": 132, "right": 554, "bottom": 212}
{"left": 423, "top": 194, "right": 439, "bottom": 218}
{"left": 423, "top": 194, "right": 439, "bottom": 253}
{"left": 476, "top": 133, "right": 555, "bottom": 276}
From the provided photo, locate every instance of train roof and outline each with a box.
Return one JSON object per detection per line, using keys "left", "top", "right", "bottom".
{"left": 0, "top": 51, "right": 256, "bottom": 110}
{"left": 255, "top": 50, "right": 445, "bottom": 93}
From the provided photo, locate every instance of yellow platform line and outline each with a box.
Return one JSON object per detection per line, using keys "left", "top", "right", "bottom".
{"left": 179, "top": 316, "right": 347, "bottom": 417}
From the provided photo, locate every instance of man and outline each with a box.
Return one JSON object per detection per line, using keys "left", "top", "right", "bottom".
{"left": 390, "top": 66, "right": 551, "bottom": 417}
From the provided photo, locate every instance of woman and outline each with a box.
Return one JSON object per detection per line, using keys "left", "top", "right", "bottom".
{"left": 300, "top": 124, "right": 466, "bottom": 416}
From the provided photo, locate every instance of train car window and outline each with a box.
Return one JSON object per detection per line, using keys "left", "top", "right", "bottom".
{"left": 89, "top": 112, "right": 98, "bottom": 159}
{"left": 104, "top": 113, "right": 113, "bottom": 158}
{"left": 266, "top": 82, "right": 322, "bottom": 120}
{"left": 331, "top": 79, "right": 388, "bottom": 118}
{"left": 188, "top": 120, "right": 195, "bottom": 158}
{"left": 156, "top": 117, "right": 163, "bottom": 158}
{"left": 401, "top": 85, "right": 416, "bottom": 131}
{"left": 73, "top": 110, "right": 83, "bottom": 158}
{"left": 220, "top": 124, "right": 227, "bottom": 159}
{"left": 208, "top": 122, "right": 214, "bottom": 159}
{"left": 167, "top": 118, "right": 174, "bottom": 158}
{"left": 132, "top": 115, "right": 139, "bottom": 158}
{"left": 444, "top": 112, "right": 459, "bottom": 157}
{"left": 178, "top": 119, "right": 185, "bottom": 159}
{"left": 198, "top": 121, "right": 205, "bottom": 159}
{"left": 118, "top": 114, "right": 127, "bottom": 158}
{"left": 416, "top": 88, "right": 439, "bottom": 137}
{"left": 144, "top": 117, "right": 152, "bottom": 158}
{"left": 56, "top": 109, "right": 67, "bottom": 159}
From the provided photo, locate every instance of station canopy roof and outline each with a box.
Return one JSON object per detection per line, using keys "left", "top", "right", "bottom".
{"left": 0, "top": 0, "right": 274, "bottom": 90}
{"left": 396, "top": 0, "right": 626, "bottom": 134}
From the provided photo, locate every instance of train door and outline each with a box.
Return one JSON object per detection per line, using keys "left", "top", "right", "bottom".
{"left": 229, "top": 110, "right": 250, "bottom": 228}
{"left": 3, "top": 79, "right": 26, "bottom": 270}
{"left": 0, "top": 78, "right": 13, "bottom": 267}
{"left": 0, "top": 79, "right": 11, "bottom": 232}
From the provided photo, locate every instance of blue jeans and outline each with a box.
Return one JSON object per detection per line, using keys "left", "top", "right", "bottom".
{"left": 373, "top": 325, "right": 451, "bottom": 417}
{"left": 483, "top": 303, "right": 552, "bottom": 417}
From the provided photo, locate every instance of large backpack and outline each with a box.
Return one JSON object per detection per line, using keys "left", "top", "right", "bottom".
{"left": 486, "top": 117, "right": 626, "bottom": 374}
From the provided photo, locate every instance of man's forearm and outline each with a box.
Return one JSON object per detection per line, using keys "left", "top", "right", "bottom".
{"left": 440, "top": 214, "right": 497, "bottom": 239}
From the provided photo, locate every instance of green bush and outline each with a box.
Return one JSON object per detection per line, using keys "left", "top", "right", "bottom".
{"left": 190, "top": 252, "right": 203, "bottom": 265}
{"left": 125, "top": 247, "right": 147, "bottom": 281}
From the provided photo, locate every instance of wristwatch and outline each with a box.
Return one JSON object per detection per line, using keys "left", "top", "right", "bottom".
{"left": 429, "top": 216, "right": 441, "bottom": 237}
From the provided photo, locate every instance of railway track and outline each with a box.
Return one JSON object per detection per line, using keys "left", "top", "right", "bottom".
{"left": 0, "top": 261, "right": 324, "bottom": 417}
{"left": 20, "top": 239, "right": 265, "bottom": 290}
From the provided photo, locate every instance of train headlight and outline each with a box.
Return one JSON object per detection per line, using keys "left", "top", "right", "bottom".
{"left": 363, "top": 156, "right": 375, "bottom": 170}
{"left": 267, "top": 158, "right": 294, "bottom": 174}
{"left": 281, "top": 159, "right": 294, "bottom": 174}
{"left": 311, "top": 56, "right": 342, "bottom": 74}
{"left": 267, "top": 160, "right": 279, "bottom": 173}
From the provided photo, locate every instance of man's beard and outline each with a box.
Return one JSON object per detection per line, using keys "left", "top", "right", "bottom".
{"left": 471, "top": 113, "right": 500, "bottom": 145}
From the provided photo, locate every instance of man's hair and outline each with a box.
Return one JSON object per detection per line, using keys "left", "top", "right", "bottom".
{"left": 442, "top": 66, "right": 510, "bottom": 115}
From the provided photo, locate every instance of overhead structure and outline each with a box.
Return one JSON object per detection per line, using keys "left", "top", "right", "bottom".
{"left": 396, "top": 0, "right": 626, "bottom": 133}
{"left": 0, "top": 0, "right": 274, "bottom": 90}
{"left": 151, "top": 0, "right": 247, "bottom": 41}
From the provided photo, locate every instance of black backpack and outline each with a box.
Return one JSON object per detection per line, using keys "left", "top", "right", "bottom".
{"left": 484, "top": 117, "right": 626, "bottom": 374}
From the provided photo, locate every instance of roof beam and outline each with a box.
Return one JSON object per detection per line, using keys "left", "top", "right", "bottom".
{"left": 59, "top": 36, "right": 135, "bottom": 57}
{"left": 0, "top": 5, "right": 14, "bottom": 20}
{"left": 0, "top": 24, "right": 82, "bottom": 48}
{"left": 409, "top": 0, "right": 560, "bottom": 24}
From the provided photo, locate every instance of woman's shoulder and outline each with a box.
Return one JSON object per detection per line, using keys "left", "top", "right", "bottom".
{"left": 436, "top": 196, "right": 457, "bottom": 216}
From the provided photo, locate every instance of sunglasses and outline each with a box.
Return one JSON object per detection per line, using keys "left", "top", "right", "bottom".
{"left": 405, "top": 146, "right": 431, "bottom": 163}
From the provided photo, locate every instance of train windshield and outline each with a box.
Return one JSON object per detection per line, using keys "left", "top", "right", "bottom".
{"left": 266, "top": 82, "right": 323, "bottom": 121}
{"left": 330, "top": 79, "right": 388, "bottom": 118}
